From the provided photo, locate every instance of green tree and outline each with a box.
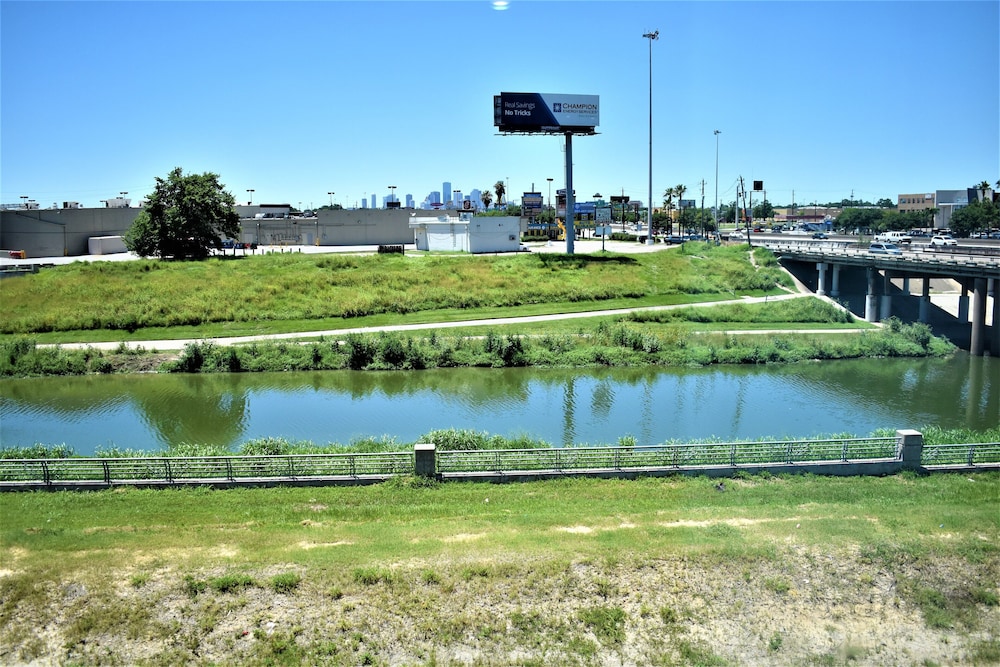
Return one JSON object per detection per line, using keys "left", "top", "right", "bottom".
{"left": 662, "top": 187, "right": 676, "bottom": 233}
{"left": 753, "top": 199, "right": 774, "bottom": 221}
{"left": 494, "top": 181, "right": 506, "bottom": 208}
{"left": 977, "top": 180, "right": 991, "bottom": 203}
{"left": 124, "top": 168, "right": 239, "bottom": 259}
{"left": 949, "top": 199, "right": 999, "bottom": 237}
{"left": 835, "top": 207, "right": 883, "bottom": 234}
{"left": 876, "top": 198, "right": 895, "bottom": 208}
{"left": 480, "top": 189, "right": 493, "bottom": 210}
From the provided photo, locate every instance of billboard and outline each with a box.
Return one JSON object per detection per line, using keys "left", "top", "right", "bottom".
{"left": 494, "top": 92, "right": 599, "bottom": 134}
{"left": 522, "top": 192, "right": 543, "bottom": 216}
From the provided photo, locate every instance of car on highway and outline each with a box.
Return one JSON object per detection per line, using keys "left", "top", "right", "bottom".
{"left": 868, "top": 242, "right": 903, "bottom": 255}
{"left": 929, "top": 234, "right": 958, "bottom": 247}
{"left": 811, "top": 232, "right": 829, "bottom": 239}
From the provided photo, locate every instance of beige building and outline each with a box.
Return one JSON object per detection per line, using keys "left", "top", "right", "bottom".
{"left": 898, "top": 193, "right": 935, "bottom": 214}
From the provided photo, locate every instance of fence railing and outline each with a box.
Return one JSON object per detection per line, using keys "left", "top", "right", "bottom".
{"left": 921, "top": 442, "right": 1000, "bottom": 467}
{"left": 0, "top": 452, "right": 413, "bottom": 487}
{"left": 435, "top": 436, "right": 900, "bottom": 475}
{"left": 1, "top": 436, "right": 997, "bottom": 490}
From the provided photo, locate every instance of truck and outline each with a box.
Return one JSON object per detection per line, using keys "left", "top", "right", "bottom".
{"left": 873, "top": 231, "right": 912, "bottom": 245}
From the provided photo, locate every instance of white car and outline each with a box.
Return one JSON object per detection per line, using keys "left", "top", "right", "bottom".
{"left": 869, "top": 242, "right": 903, "bottom": 255}
{"left": 929, "top": 235, "right": 957, "bottom": 247}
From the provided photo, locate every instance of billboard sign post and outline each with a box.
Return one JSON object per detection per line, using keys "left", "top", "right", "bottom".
{"left": 494, "top": 92, "right": 599, "bottom": 255}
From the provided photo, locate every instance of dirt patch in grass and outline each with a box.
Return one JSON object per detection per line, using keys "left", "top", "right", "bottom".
{"left": 2, "top": 547, "right": 997, "bottom": 666}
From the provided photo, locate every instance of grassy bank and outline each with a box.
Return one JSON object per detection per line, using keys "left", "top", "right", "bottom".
{"left": 0, "top": 299, "right": 953, "bottom": 377}
{"left": 0, "top": 244, "right": 789, "bottom": 341}
{"left": 1, "top": 472, "right": 997, "bottom": 665}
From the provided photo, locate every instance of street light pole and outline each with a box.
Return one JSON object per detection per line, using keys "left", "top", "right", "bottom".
{"left": 714, "top": 130, "right": 721, "bottom": 232}
{"left": 643, "top": 30, "right": 658, "bottom": 246}
{"left": 388, "top": 186, "right": 396, "bottom": 208}
{"left": 328, "top": 191, "right": 334, "bottom": 207}
{"left": 120, "top": 192, "right": 128, "bottom": 208}
{"left": 247, "top": 189, "right": 254, "bottom": 206}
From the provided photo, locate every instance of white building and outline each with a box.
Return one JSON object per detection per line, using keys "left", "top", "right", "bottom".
{"left": 409, "top": 214, "right": 523, "bottom": 253}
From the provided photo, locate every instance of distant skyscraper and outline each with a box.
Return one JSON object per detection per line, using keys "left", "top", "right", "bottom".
{"left": 370, "top": 194, "right": 376, "bottom": 209}
{"left": 429, "top": 191, "right": 441, "bottom": 205}
{"left": 442, "top": 182, "right": 451, "bottom": 206}
{"left": 470, "top": 189, "right": 483, "bottom": 210}
{"left": 405, "top": 194, "right": 414, "bottom": 209}
{"left": 452, "top": 190, "right": 462, "bottom": 206}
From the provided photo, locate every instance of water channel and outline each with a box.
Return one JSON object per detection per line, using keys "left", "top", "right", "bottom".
{"left": 1, "top": 354, "right": 997, "bottom": 456}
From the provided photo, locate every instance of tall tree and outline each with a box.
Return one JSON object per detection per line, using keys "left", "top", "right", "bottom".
{"left": 977, "top": 180, "right": 992, "bottom": 203}
{"left": 480, "top": 189, "right": 493, "bottom": 210}
{"left": 494, "top": 181, "right": 506, "bottom": 208}
{"left": 674, "top": 184, "right": 687, "bottom": 233}
{"left": 124, "top": 167, "right": 240, "bottom": 259}
{"left": 662, "top": 187, "right": 675, "bottom": 233}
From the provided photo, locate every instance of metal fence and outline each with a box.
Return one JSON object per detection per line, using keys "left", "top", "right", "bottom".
{"left": 435, "top": 436, "right": 900, "bottom": 475}
{"left": 922, "top": 442, "right": 1000, "bottom": 468}
{"left": 1, "top": 437, "right": 997, "bottom": 490}
{"left": 0, "top": 452, "right": 413, "bottom": 487}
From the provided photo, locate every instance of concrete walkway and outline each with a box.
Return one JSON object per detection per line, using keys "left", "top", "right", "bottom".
{"left": 50, "top": 292, "right": 870, "bottom": 352}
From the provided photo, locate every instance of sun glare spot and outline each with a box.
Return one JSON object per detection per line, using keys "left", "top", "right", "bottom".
{"left": 492, "top": 1, "right": 509, "bottom": 10}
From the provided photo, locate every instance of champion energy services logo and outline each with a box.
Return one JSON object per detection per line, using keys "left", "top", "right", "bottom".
{"left": 553, "top": 102, "right": 597, "bottom": 115}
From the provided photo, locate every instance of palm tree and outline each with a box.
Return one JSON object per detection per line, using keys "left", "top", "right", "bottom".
{"left": 494, "top": 181, "right": 506, "bottom": 208}
{"left": 481, "top": 189, "right": 493, "bottom": 210}
{"left": 674, "top": 184, "right": 687, "bottom": 233}
{"left": 662, "top": 187, "right": 675, "bottom": 234}
{"left": 977, "top": 180, "right": 992, "bottom": 203}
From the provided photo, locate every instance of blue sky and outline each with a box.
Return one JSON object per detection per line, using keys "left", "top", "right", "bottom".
{"left": 2, "top": 0, "right": 997, "bottom": 211}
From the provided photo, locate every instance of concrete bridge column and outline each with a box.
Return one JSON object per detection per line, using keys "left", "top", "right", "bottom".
{"left": 865, "top": 268, "right": 878, "bottom": 322}
{"left": 918, "top": 277, "right": 931, "bottom": 323}
{"left": 880, "top": 272, "right": 893, "bottom": 321}
{"left": 970, "top": 278, "right": 988, "bottom": 356}
{"left": 958, "top": 280, "right": 970, "bottom": 323}
{"left": 816, "top": 262, "right": 828, "bottom": 296}
{"left": 830, "top": 264, "right": 841, "bottom": 298}
{"left": 901, "top": 276, "right": 911, "bottom": 296}
{"left": 992, "top": 278, "right": 1000, "bottom": 356}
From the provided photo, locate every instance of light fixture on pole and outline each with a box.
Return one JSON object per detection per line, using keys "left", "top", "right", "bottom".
{"left": 20, "top": 195, "right": 28, "bottom": 209}
{"left": 247, "top": 189, "right": 254, "bottom": 205}
{"left": 120, "top": 192, "right": 128, "bottom": 208}
{"left": 714, "top": 130, "right": 721, "bottom": 232}
{"left": 643, "top": 30, "right": 658, "bottom": 245}
{"left": 328, "top": 191, "right": 334, "bottom": 207}
{"left": 388, "top": 185, "right": 396, "bottom": 208}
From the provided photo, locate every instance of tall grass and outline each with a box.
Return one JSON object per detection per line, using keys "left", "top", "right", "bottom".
{"left": 1, "top": 244, "right": 790, "bottom": 336}
{"left": 0, "top": 301, "right": 954, "bottom": 378}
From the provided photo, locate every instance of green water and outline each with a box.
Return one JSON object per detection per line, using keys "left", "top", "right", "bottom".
{"left": 1, "top": 354, "right": 996, "bottom": 455}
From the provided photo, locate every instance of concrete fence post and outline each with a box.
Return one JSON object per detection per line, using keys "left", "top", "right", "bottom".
{"left": 897, "top": 429, "right": 923, "bottom": 471}
{"left": 414, "top": 443, "right": 437, "bottom": 478}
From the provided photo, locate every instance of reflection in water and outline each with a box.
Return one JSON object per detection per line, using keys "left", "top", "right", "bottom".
{"left": 1, "top": 355, "right": 996, "bottom": 456}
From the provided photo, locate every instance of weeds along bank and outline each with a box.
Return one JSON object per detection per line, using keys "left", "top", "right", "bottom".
{"left": 0, "top": 304, "right": 953, "bottom": 377}
{"left": 0, "top": 473, "right": 997, "bottom": 666}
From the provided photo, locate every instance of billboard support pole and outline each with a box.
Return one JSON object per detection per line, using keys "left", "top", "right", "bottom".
{"left": 565, "top": 132, "right": 575, "bottom": 255}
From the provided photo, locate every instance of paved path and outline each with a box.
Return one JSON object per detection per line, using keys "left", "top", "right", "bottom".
{"left": 50, "top": 293, "right": 870, "bottom": 351}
